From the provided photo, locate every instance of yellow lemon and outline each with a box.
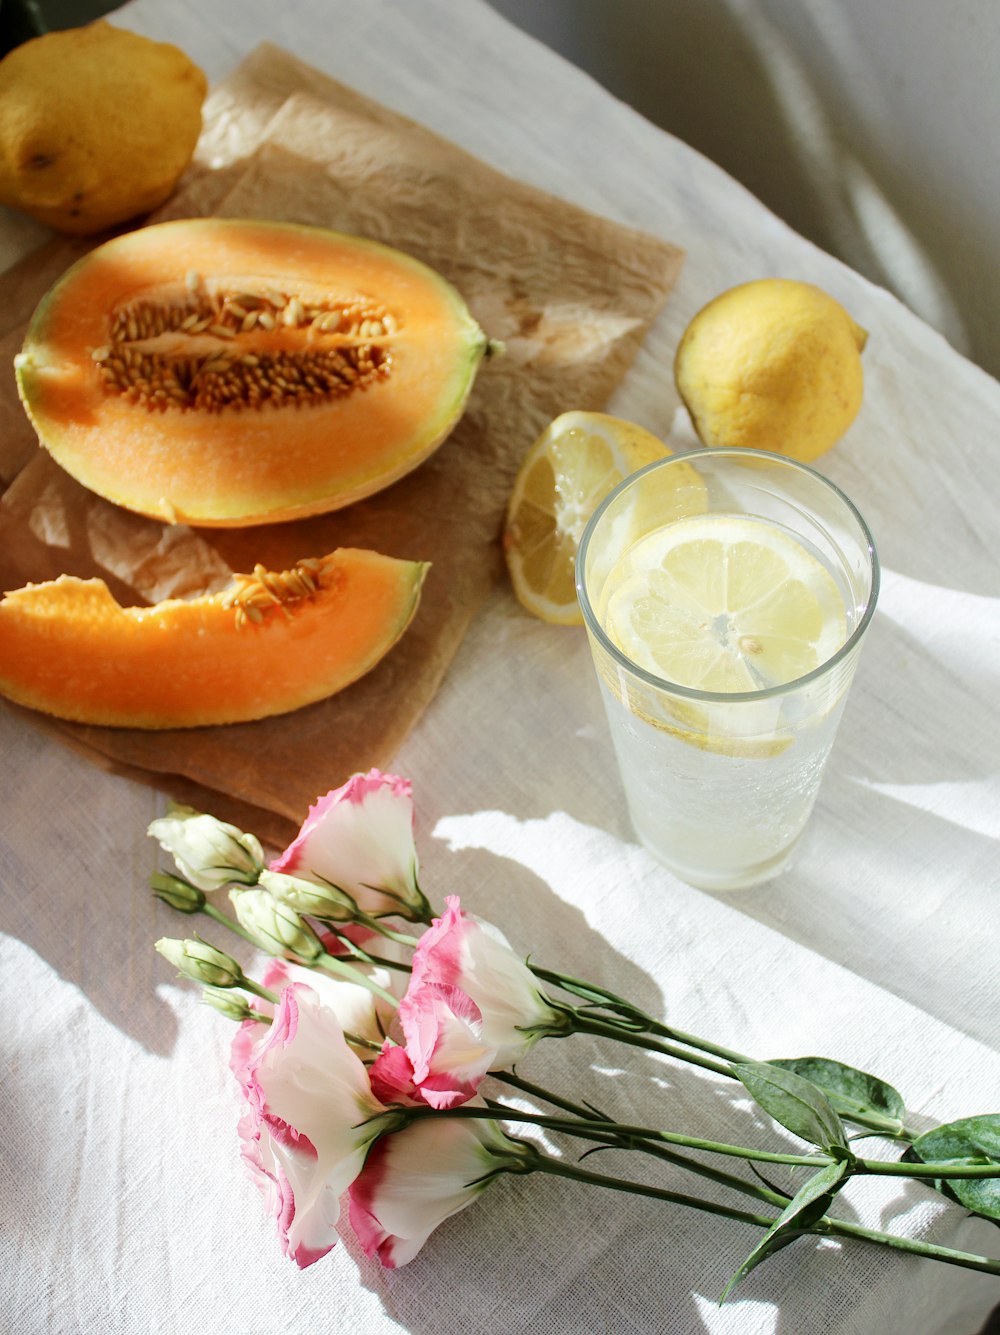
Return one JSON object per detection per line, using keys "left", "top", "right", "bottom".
{"left": 0, "top": 22, "right": 206, "bottom": 235}
{"left": 674, "top": 279, "right": 867, "bottom": 463}
{"left": 503, "top": 410, "right": 671, "bottom": 625}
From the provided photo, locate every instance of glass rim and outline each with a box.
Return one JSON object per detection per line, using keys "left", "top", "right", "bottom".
{"left": 574, "top": 446, "right": 881, "bottom": 704}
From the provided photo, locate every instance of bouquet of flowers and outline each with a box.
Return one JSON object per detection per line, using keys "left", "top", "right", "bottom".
{"left": 150, "top": 770, "right": 1000, "bottom": 1297}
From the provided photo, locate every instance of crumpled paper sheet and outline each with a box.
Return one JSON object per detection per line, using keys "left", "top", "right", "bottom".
{"left": 0, "top": 44, "right": 682, "bottom": 844}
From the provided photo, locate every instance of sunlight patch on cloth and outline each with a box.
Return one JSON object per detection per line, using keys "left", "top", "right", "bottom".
{"left": 855, "top": 776, "right": 1000, "bottom": 840}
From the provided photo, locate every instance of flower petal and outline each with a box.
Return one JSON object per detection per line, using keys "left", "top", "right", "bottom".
{"left": 408, "top": 896, "right": 568, "bottom": 1069}
{"left": 243, "top": 955, "right": 399, "bottom": 1061}
{"left": 348, "top": 1106, "right": 528, "bottom": 1268}
{"left": 271, "top": 770, "right": 424, "bottom": 918}
{"left": 233, "top": 982, "right": 387, "bottom": 1266}
{"left": 369, "top": 1042, "right": 419, "bottom": 1105}
{"left": 399, "top": 982, "right": 494, "bottom": 1109}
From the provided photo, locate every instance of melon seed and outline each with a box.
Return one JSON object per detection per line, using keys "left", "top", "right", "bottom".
{"left": 96, "top": 283, "right": 399, "bottom": 413}
{"left": 227, "top": 557, "right": 331, "bottom": 630}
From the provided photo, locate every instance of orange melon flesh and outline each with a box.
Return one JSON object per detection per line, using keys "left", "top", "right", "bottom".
{"left": 0, "top": 548, "right": 429, "bottom": 728}
{"left": 15, "top": 218, "right": 488, "bottom": 527}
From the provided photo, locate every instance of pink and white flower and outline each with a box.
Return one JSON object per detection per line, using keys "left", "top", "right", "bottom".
{"left": 370, "top": 895, "right": 571, "bottom": 1109}
{"left": 232, "top": 981, "right": 396, "bottom": 1268}
{"left": 348, "top": 1103, "right": 533, "bottom": 1268}
{"left": 237, "top": 949, "right": 402, "bottom": 1063}
{"left": 407, "top": 898, "right": 569, "bottom": 1063}
{"left": 372, "top": 983, "right": 491, "bottom": 1109}
{"left": 270, "top": 770, "right": 428, "bottom": 920}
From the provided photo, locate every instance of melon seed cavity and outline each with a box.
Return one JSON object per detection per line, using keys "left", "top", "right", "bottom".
{"left": 91, "top": 276, "right": 398, "bottom": 412}
{"left": 225, "top": 557, "right": 333, "bottom": 630}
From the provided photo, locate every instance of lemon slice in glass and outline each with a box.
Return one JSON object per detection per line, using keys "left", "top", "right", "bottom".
{"left": 503, "top": 411, "right": 670, "bottom": 625}
{"left": 602, "top": 514, "right": 848, "bottom": 691}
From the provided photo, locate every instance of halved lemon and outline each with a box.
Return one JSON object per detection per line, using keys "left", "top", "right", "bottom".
{"left": 502, "top": 411, "right": 670, "bottom": 625}
{"left": 602, "top": 514, "right": 848, "bottom": 691}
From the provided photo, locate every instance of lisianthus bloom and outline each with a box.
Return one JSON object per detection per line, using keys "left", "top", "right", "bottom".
{"left": 148, "top": 804, "right": 263, "bottom": 891}
{"left": 270, "top": 770, "right": 429, "bottom": 920}
{"left": 232, "top": 981, "right": 400, "bottom": 1268}
{"left": 370, "top": 984, "right": 488, "bottom": 1108}
{"left": 348, "top": 1102, "right": 534, "bottom": 1268}
{"left": 236, "top": 949, "right": 403, "bottom": 1062}
{"left": 371, "top": 896, "right": 572, "bottom": 1108}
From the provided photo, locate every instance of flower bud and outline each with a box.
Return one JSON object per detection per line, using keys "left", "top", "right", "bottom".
{"left": 258, "top": 867, "right": 356, "bottom": 922}
{"left": 155, "top": 936, "right": 244, "bottom": 988}
{"left": 200, "top": 985, "right": 261, "bottom": 1022}
{"left": 230, "top": 888, "right": 325, "bottom": 963}
{"left": 148, "top": 804, "right": 264, "bottom": 892}
{"left": 150, "top": 871, "right": 206, "bottom": 914}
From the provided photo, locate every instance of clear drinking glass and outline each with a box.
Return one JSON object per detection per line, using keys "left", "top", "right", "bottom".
{"left": 576, "top": 448, "right": 879, "bottom": 891}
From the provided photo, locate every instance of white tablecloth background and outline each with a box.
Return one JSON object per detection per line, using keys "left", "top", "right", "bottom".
{"left": 2, "top": 2, "right": 998, "bottom": 1333}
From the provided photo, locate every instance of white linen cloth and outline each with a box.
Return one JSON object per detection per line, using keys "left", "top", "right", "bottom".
{"left": 1, "top": 2, "right": 998, "bottom": 1332}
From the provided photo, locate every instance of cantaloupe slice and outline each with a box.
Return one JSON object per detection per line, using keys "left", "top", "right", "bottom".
{"left": 0, "top": 548, "right": 428, "bottom": 728}
{"left": 15, "top": 218, "right": 490, "bottom": 527}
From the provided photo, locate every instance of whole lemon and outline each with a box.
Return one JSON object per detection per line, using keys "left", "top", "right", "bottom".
{"left": 674, "top": 278, "right": 867, "bottom": 463}
{"left": 0, "top": 22, "right": 207, "bottom": 235}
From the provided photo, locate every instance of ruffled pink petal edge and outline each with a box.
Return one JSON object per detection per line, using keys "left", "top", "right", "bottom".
{"left": 348, "top": 1137, "right": 414, "bottom": 1268}
{"left": 271, "top": 770, "right": 413, "bottom": 876}
{"left": 233, "top": 985, "right": 332, "bottom": 1268}
{"left": 409, "top": 895, "right": 467, "bottom": 992}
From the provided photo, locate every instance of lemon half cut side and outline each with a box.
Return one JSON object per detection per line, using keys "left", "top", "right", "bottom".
{"left": 503, "top": 411, "right": 671, "bottom": 625}
{"left": 602, "top": 514, "right": 849, "bottom": 694}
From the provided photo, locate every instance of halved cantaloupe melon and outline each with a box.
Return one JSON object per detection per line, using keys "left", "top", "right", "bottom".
{"left": 0, "top": 548, "right": 428, "bottom": 728}
{"left": 15, "top": 217, "right": 489, "bottom": 527}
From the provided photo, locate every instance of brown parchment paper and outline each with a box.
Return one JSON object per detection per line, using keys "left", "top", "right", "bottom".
{"left": 0, "top": 45, "right": 683, "bottom": 845}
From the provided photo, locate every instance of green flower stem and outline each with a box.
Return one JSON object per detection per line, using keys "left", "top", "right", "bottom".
{"left": 351, "top": 910, "right": 421, "bottom": 949}
{"left": 812, "top": 1215, "right": 1000, "bottom": 1277}
{"left": 843, "top": 1110, "right": 920, "bottom": 1141}
{"left": 344, "top": 1030, "right": 384, "bottom": 1054}
{"left": 324, "top": 927, "right": 413, "bottom": 975}
{"left": 644, "top": 1021, "right": 746, "bottom": 1064}
{"left": 455, "top": 1093, "right": 1000, "bottom": 1187}
{"left": 525, "top": 1147, "right": 776, "bottom": 1230}
{"left": 528, "top": 964, "right": 746, "bottom": 1056}
{"left": 243, "top": 978, "right": 280, "bottom": 1004}
{"left": 495, "top": 1071, "right": 791, "bottom": 1211}
{"left": 409, "top": 1101, "right": 829, "bottom": 1168}
{"left": 526, "top": 1151, "right": 1000, "bottom": 1278}
{"left": 417, "top": 1100, "right": 1000, "bottom": 1191}
{"left": 531, "top": 963, "right": 921, "bottom": 1140}
{"left": 858, "top": 1158, "right": 1000, "bottom": 1180}
{"left": 202, "top": 902, "right": 264, "bottom": 948}
{"left": 568, "top": 1012, "right": 735, "bottom": 1080}
{"left": 314, "top": 952, "right": 399, "bottom": 1009}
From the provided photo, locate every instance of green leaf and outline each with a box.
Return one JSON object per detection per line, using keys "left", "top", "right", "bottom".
{"left": 720, "top": 1159, "right": 850, "bottom": 1302}
{"left": 909, "top": 1115, "right": 1000, "bottom": 1221}
{"left": 768, "top": 1056, "right": 906, "bottom": 1132}
{"left": 732, "top": 1061, "right": 849, "bottom": 1152}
